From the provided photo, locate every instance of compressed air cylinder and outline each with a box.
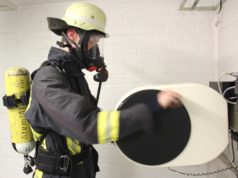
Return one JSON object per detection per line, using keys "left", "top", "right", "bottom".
{"left": 4, "top": 67, "right": 35, "bottom": 154}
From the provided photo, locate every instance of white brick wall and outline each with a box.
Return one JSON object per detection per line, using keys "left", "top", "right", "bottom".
{"left": 0, "top": 0, "right": 222, "bottom": 178}
{"left": 217, "top": 0, "right": 238, "bottom": 75}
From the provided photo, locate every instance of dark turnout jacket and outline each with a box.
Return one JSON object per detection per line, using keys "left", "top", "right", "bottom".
{"left": 25, "top": 47, "right": 157, "bottom": 178}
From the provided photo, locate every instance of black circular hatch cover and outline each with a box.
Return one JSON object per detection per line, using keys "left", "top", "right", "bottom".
{"left": 116, "top": 89, "right": 191, "bottom": 166}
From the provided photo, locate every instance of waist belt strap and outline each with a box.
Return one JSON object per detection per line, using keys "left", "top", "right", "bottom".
{"left": 71, "top": 149, "right": 90, "bottom": 164}
{"left": 36, "top": 147, "right": 90, "bottom": 175}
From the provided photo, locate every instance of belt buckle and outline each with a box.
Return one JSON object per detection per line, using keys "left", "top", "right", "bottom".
{"left": 59, "top": 155, "right": 70, "bottom": 173}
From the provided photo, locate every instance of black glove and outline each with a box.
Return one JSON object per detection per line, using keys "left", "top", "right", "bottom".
{"left": 93, "top": 68, "right": 109, "bottom": 82}
{"left": 145, "top": 96, "right": 163, "bottom": 117}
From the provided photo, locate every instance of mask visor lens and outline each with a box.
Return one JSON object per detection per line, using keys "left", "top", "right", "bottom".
{"left": 88, "top": 34, "right": 104, "bottom": 60}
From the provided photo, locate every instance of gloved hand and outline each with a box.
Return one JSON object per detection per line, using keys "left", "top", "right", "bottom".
{"left": 93, "top": 68, "right": 109, "bottom": 82}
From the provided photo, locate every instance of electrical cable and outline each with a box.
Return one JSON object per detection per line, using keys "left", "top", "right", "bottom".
{"left": 217, "top": 72, "right": 237, "bottom": 104}
{"left": 231, "top": 135, "right": 235, "bottom": 163}
{"left": 168, "top": 166, "right": 238, "bottom": 177}
{"left": 222, "top": 86, "right": 237, "bottom": 105}
{"left": 218, "top": 72, "right": 230, "bottom": 94}
{"left": 229, "top": 96, "right": 238, "bottom": 100}
{"left": 228, "top": 129, "right": 236, "bottom": 163}
{"left": 218, "top": 0, "right": 223, "bottom": 14}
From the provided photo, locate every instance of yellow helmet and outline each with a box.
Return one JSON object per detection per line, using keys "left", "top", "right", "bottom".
{"left": 47, "top": 2, "right": 108, "bottom": 37}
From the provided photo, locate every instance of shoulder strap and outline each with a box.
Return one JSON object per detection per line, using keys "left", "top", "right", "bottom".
{"left": 33, "top": 129, "right": 48, "bottom": 163}
{"left": 31, "top": 60, "right": 64, "bottom": 81}
{"left": 41, "top": 60, "right": 63, "bottom": 72}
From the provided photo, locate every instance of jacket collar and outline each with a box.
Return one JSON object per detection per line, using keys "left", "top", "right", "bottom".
{"left": 48, "top": 47, "right": 72, "bottom": 61}
{"left": 47, "top": 47, "right": 84, "bottom": 75}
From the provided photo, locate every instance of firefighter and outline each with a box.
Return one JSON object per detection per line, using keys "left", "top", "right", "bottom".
{"left": 25, "top": 2, "right": 181, "bottom": 178}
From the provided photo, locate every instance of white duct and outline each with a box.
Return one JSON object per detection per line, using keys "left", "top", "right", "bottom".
{"left": 114, "top": 83, "right": 228, "bottom": 167}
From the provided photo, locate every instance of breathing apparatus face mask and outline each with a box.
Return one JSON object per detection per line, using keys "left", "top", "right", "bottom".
{"left": 61, "top": 30, "right": 108, "bottom": 82}
{"left": 80, "top": 31, "right": 108, "bottom": 82}
{"left": 81, "top": 32, "right": 106, "bottom": 72}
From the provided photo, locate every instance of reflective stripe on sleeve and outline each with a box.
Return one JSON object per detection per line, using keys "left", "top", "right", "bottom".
{"left": 97, "top": 111, "right": 120, "bottom": 143}
{"left": 110, "top": 111, "right": 120, "bottom": 141}
{"left": 97, "top": 111, "right": 108, "bottom": 143}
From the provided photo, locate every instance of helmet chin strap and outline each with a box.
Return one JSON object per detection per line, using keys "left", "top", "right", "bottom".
{"left": 57, "top": 32, "right": 86, "bottom": 68}
{"left": 60, "top": 32, "right": 81, "bottom": 50}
